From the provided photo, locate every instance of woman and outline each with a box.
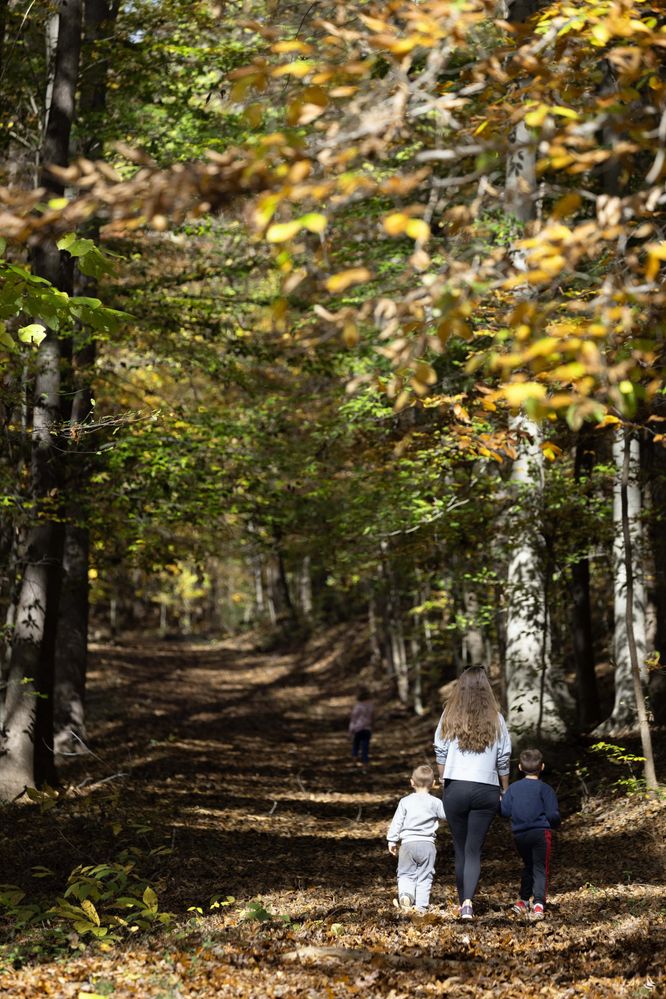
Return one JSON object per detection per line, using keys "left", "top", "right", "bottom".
{"left": 434, "top": 666, "right": 511, "bottom": 920}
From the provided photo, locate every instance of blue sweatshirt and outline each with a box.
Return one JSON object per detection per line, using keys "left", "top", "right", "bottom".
{"left": 500, "top": 777, "right": 561, "bottom": 835}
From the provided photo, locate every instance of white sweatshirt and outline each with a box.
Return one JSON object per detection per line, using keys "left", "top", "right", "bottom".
{"left": 386, "top": 792, "right": 446, "bottom": 845}
{"left": 433, "top": 713, "right": 511, "bottom": 787}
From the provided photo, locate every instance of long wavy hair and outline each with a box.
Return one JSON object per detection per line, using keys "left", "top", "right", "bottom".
{"left": 437, "top": 667, "right": 501, "bottom": 752}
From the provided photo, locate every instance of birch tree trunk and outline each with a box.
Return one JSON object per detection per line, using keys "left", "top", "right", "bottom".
{"left": 570, "top": 431, "right": 600, "bottom": 728}
{"left": 501, "top": 21, "right": 570, "bottom": 738}
{"left": 0, "top": 0, "right": 82, "bottom": 799}
{"left": 504, "top": 414, "right": 569, "bottom": 738}
{"left": 647, "top": 432, "right": 666, "bottom": 723}
{"left": 595, "top": 430, "right": 648, "bottom": 734}
{"left": 611, "top": 432, "right": 657, "bottom": 786}
{"left": 299, "top": 555, "right": 313, "bottom": 620}
{"left": 410, "top": 630, "right": 425, "bottom": 716}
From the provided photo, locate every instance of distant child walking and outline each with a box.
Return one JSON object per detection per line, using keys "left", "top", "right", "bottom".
{"left": 386, "top": 764, "right": 446, "bottom": 913}
{"left": 500, "top": 748, "right": 561, "bottom": 919}
{"left": 348, "top": 685, "right": 374, "bottom": 766}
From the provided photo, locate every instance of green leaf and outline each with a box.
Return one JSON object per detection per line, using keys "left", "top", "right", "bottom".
{"left": 81, "top": 898, "right": 101, "bottom": 926}
{"left": 18, "top": 323, "right": 47, "bottom": 346}
{"left": 31, "top": 866, "right": 55, "bottom": 878}
{"left": 142, "top": 886, "right": 158, "bottom": 909}
{"left": 56, "top": 233, "right": 77, "bottom": 251}
{"left": 0, "top": 327, "right": 17, "bottom": 353}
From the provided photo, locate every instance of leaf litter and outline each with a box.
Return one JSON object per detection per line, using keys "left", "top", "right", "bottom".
{"left": 0, "top": 627, "right": 664, "bottom": 997}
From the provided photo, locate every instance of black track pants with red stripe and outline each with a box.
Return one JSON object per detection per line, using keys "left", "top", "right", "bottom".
{"left": 514, "top": 828, "right": 553, "bottom": 905}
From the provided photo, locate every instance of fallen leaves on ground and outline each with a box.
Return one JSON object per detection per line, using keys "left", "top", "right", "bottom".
{"left": 0, "top": 628, "right": 664, "bottom": 997}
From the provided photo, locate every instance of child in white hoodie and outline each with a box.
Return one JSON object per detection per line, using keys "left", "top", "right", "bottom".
{"left": 387, "top": 765, "right": 446, "bottom": 912}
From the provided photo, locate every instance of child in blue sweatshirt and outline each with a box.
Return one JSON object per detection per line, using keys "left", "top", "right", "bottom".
{"left": 500, "top": 748, "right": 560, "bottom": 919}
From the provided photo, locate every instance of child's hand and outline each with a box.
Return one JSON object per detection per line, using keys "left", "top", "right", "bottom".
{"left": 388, "top": 843, "right": 398, "bottom": 856}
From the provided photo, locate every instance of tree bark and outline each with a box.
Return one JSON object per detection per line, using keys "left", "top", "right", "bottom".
{"left": 299, "top": 555, "right": 313, "bottom": 620}
{"left": 619, "top": 432, "right": 657, "bottom": 788}
{"left": 595, "top": 430, "right": 648, "bottom": 734}
{"left": 462, "top": 585, "right": 485, "bottom": 668}
{"left": 0, "top": 0, "right": 7, "bottom": 91}
{"left": 40, "top": 0, "right": 82, "bottom": 190}
{"left": 570, "top": 431, "right": 600, "bottom": 728}
{"left": 504, "top": 414, "right": 570, "bottom": 739}
{"left": 79, "top": 0, "right": 119, "bottom": 159}
{"left": 380, "top": 541, "right": 409, "bottom": 704}
{"left": 647, "top": 433, "right": 666, "bottom": 722}
{"left": 501, "top": 0, "right": 572, "bottom": 738}
{"left": 368, "top": 590, "right": 382, "bottom": 668}
{"left": 53, "top": 525, "right": 89, "bottom": 754}
{"left": 52, "top": 0, "right": 119, "bottom": 749}
{"left": 0, "top": 0, "right": 82, "bottom": 799}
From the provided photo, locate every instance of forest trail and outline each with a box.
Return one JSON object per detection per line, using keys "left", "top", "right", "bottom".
{"left": 1, "top": 631, "right": 665, "bottom": 998}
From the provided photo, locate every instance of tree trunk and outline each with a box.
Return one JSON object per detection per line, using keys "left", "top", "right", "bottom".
{"left": 79, "top": 0, "right": 119, "bottom": 158}
{"left": 570, "top": 432, "right": 600, "bottom": 729}
{"left": 252, "top": 555, "right": 265, "bottom": 618}
{"left": 159, "top": 598, "right": 168, "bottom": 637}
{"left": 0, "top": 0, "right": 7, "bottom": 100}
{"left": 388, "top": 614, "right": 409, "bottom": 705}
{"left": 0, "top": 335, "right": 63, "bottom": 798}
{"left": 0, "top": 526, "right": 53, "bottom": 798}
{"left": 595, "top": 430, "right": 648, "bottom": 734}
{"left": 267, "top": 548, "right": 294, "bottom": 623}
{"left": 109, "top": 595, "right": 118, "bottom": 639}
{"left": 368, "top": 590, "right": 382, "bottom": 668}
{"left": 53, "top": 526, "right": 89, "bottom": 754}
{"left": 647, "top": 433, "right": 666, "bottom": 723}
{"left": 501, "top": 5, "right": 571, "bottom": 738}
{"left": 39, "top": 0, "right": 82, "bottom": 190}
{"left": 299, "top": 555, "right": 313, "bottom": 620}
{"left": 0, "top": 0, "right": 82, "bottom": 799}
{"left": 619, "top": 432, "right": 657, "bottom": 787}
{"left": 504, "top": 414, "right": 569, "bottom": 739}
{"left": 410, "top": 630, "right": 425, "bottom": 716}
{"left": 505, "top": 120, "right": 536, "bottom": 224}
{"left": 52, "top": 0, "right": 119, "bottom": 746}
{"left": 462, "top": 585, "right": 485, "bottom": 668}
{"left": 380, "top": 541, "right": 409, "bottom": 704}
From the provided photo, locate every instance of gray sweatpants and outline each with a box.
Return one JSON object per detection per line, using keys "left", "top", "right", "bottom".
{"left": 397, "top": 841, "right": 437, "bottom": 910}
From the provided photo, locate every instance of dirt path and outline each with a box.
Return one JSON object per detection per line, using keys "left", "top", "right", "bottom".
{"left": 1, "top": 632, "right": 665, "bottom": 997}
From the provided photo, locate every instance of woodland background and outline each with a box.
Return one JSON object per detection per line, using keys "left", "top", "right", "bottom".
{"left": 0, "top": 0, "right": 666, "bottom": 995}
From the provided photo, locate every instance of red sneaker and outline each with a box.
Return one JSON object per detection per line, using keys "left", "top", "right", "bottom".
{"left": 532, "top": 903, "right": 545, "bottom": 920}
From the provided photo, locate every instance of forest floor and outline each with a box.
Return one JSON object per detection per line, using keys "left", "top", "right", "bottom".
{"left": 1, "top": 628, "right": 665, "bottom": 998}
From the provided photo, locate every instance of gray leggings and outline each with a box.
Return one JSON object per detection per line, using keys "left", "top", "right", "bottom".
{"left": 443, "top": 779, "right": 500, "bottom": 904}
{"left": 397, "top": 841, "right": 437, "bottom": 910}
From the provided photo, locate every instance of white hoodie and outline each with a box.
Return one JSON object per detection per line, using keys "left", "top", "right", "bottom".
{"left": 433, "top": 713, "right": 511, "bottom": 787}
{"left": 387, "top": 792, "right": 446, "bottom": 845}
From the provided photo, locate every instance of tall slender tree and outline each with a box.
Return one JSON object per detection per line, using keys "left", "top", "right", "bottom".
{"left": 53, "top": 0, "right": 119, "bottom": 755}
{"left": 595, "top": 431, "right": 648, "bottom": 734}
{"left": 0, "top": 0, "right": 82, "bottom": 798}
{"left": 502, "top": 0, "right": 570, "bottom": 739}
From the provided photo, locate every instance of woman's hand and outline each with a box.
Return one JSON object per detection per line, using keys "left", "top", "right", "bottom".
{"left": 388, "top": 843, "right": 398, "bottom": 856}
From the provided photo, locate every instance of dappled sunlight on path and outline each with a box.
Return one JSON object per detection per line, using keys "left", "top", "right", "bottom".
{"left": 1, "top": 630, "right": 665, "bottom": 997}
